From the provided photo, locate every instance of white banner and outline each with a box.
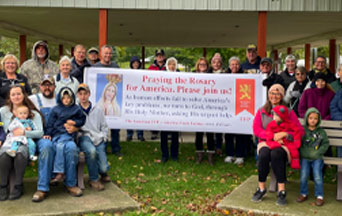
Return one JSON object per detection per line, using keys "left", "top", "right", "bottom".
{"left": 84, "top": 68, "right": 266, "bottom": 134}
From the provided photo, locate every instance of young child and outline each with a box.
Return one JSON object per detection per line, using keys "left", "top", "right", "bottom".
{"left": 4, "top": 105, "right": 38, "bottom": 161}
{"left": 265, "top": 105, "right": 302, "bottom": 170}
{"left": 296, "top": 108, "right": 329, "bottom": 206}
{"left": 45, "top": 87, "right": 86, "bottom": 183}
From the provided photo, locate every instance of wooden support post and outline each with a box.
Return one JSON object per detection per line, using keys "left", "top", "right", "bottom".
{"left": 330, "top": 39, "right": 336, "bottom": 74}
{"left": 273, "top": 49, "right": 279, "bottom": 73}
{"left": 19, "top": 35, "right": 26, "bottom": 65}
{"left": 203, "top": 48, "right": 207, "bottom": 57}
{"left": 287, "top": 47, "right": 292, "bottom": 54}
{"left": 305, "top": 44, "right": 311, "bottom": 71}
{"left": 99, "top": 9, "right": 108, "bottom": 52}
{"left": 59, "top": 44, "right": 64, "bottom": 58}
{"left": 71, "top": 47, "right": 75, "bottom": 57}
{"left": 257, "top": 11, "right": 267, "bottom": 58}
{"left": 142, "top": 46, "right": 145, "bottom": 69}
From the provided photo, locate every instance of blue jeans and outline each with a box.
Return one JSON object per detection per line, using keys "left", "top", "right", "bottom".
{"left": 11, "top": 138, "right": 36, "bottom": 157}
{"left": 109, "top": 129, "right": 121, "bottom": 153}
{"left": 52, "top": 134, "right": 79, "bottom": 187}
{"left": 37, "top": 138, "right": 55, "bottom": 192}
{"left": 300, "top": 158, "right": 324, "bottom": 198}
{"left": 79, "top": 136, "right": 109, "bottom": 181}
{"left": 127, "top": 130, "right": 144, "bottom": 139}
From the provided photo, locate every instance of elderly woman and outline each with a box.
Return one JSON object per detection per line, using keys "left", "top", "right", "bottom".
{"left": 298, "top": 72, "right": 335, "bottom": 120}
{"left": 0, "top": 54, "right": 32, "bottom": 107}
{"left": 284, "top": 67, "right": 311, "bottom": 116}
{"left": 160, "top": 57, "right": 180, "bottom": 163}
{"left": 252, "top": 84, "right": 304, "bottom": 206}
{"left": 193, "top": 57, "right": 215, "bottom": 165}
{"left": 208, "top": 53, "right": 225, "bottom": 73}
{"left": 0, "top": 85, "right": 43, "bottom": 200}
{"left": 330, "top": 64, "right": 342, "bottom": 92}
{"left": 54, "top": 56, "right": 80, "bottom": 95}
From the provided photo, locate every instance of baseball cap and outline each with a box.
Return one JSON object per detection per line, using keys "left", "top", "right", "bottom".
{"left": 155, "top": 49, "right": 165, "bottom": 56}
{"left": 260, "top": 57, "right": 273, "bottom": 65}
{"left": 41, "top": 75, "right": 55, "bottom": 85}
{"left": 87, "top": 47, "right": 99, "bottom": 54}
{"left": 77, "top": 83, "right": 90, "bottom": 93}
{"left": 247, "top": 44, "right": 257, "bottom": 51}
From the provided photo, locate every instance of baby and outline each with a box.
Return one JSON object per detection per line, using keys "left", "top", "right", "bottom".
{"left": 5, "top": 105, "right": 37, "bottom": 161}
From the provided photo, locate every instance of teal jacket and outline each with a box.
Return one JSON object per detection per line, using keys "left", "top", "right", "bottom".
{"left": 300, "top": 108, "right": 329, "bottom": 160}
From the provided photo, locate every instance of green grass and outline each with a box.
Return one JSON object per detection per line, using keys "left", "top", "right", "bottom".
{"left": 24, "top": 141, "right": 338, "bottom": 216}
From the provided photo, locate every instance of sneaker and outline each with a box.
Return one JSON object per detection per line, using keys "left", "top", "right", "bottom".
{"left": 100, "top": 173, "right": 111, "bottom": 183}
{"left": 296, "top": 194, "right": 307, "bottom": 203}
{"left": 224, "top": 156, "right": 234, "bottom": 163}
{"left": 251, "top": 188, "right": 267, "bottom": 202}
{"left": 6, "top": 150, "right": 16, "bottom": 157}
{"left": 234, "top": 157, "right": 244, "bottom": 165}
{"left": 30, "top": 155, "right": 38, "bottom": 161}
{"left": 89, "top": 180, "right": 105, "bottom": 191}
{"left": 32, "top": 190, "right": 47, "bottom": 202}
{"left": 315, "top": 197, "right": 324, "bottom": 206}
{"left": 126, "top": 136, "right": 133, "bottom": 142}
{"left": 138, "top": 136, "right": 146, "bottom": 142}
{"left": 66, "top": 186, "right": 83, "bottom": 197}
{"left": 276, "top": 190, "right": 287, "bottom": 206}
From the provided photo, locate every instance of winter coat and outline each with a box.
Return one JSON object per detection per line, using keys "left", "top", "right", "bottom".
{"left": 280, "top": 68, "right": 296, "bottom": 90}
{"left": 148, "top": 60, "right": 166, "bottom": 71}
{"left": 45, "top": 87, "right": 86, "bottom": 138}
{"left": 70, "top": 57, "right": 91, "bottom": 83}
{"left": 253, "top": 107, "right": 304, "bottom": 142}
{"left": 0, "top": 72, "right": 32, "bottom": 107}
{"left": 308, "top": 68, "right": 336, "bottom": 83}
{"left": 265, "top": 106, "right": 302, "bottom": 169}
{"left": 226, "top": 67, "right": 243, "bottom": 74}
{"left": 284, "top": 78, "right": 311, "bottom": 116}
{"left": 93, "top": 61, "right": 120, "bottom": 69}
{"left": 262, "top": 71, "right": 286, "bottom": 90}
{"left": 78, "top": 103, "right": 108, "bottom": 146}
{"left": 330, "top": 90, "right": 342, "bottom": 121}
{"left": 241, "top": 56, "right": 261, "bottom": 74}
{"left": 298, "top": 87, "right": 335, "bottom": 120}
{"left": 330, "top": 79, "right": 342, "bottom": 93}
{"left": 300, "top": 108, "right": 329, "bottom": 160}
{"left": 20, "top": 41, "right": 59, "bottom": 94}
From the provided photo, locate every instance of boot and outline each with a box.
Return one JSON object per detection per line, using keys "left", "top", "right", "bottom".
{"left": 207, "top": 152, "right": 215, "bottom": 166}
{"left": 196, "top": 152, "right": 204, "bottom": 164}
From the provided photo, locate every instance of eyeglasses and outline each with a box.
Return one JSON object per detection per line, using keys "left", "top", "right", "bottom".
{"left": 199, "top": 63, "right": 207, "bottom": 66}
{"left": 316, "top": 61, "right": 325, "bottom": 64}
{"left": 295, "top": 73, "right": 305, "bottom": 76}
{"left": 5, "top": 62, "right": 16, "bottom": 65}
{"left": 269, "top": 92, "right": 281, "bottom": 97}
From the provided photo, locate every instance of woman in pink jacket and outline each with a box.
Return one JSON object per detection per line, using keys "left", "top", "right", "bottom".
{"left": 252, "top": 84, "right": 304, "bottom": 206}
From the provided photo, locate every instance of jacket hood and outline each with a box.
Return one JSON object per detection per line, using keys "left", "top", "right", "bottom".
{"left": 56, "top": 87, "right": 76, "bottom": 106}
{"left": 304, "top": 107, "right": 321, "bottom": 127}
{"left": 272, "top": 105, "right": 289, "bottom": 122}
{"left": 31, "top": 40, "right": 50, "bottom": 62}
{"left": 129, "top": 56, "right": 141, "bottom": 69}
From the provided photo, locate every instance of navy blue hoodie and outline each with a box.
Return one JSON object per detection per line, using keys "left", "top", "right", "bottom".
{"left": 46, "top": 87, "right": 86, "bottom": 137}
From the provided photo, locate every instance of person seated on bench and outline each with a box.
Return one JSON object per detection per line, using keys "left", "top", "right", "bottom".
{"left": 330, "top": 89, "right": 342, "bottom": 157}
{"left": 45, "top": 87, "right": 86, "bottom": 197}
{"left": 0, "top": 85, "right": 44, "bottom": 201}
{"left": 77, "top": 84, "right": 111, "bottom": 191}
{"left": 297, "top": 108, "right": 329, "bottom": 206}
{"left": 252, "top": 84, "right": 304, "bottom": 206}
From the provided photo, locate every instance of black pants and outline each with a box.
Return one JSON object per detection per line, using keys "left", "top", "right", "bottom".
{"left": 258, "top": 147, "right": 287, "bottom": 183}
{"left": 195, "top": 132, "right": 214, "bottom": 151}
{"left": 160, "top": 131, "right": 179, "bottom": 160}
{"left": 225, "top": 134, "right": 246, "bottom": 157}
{"left": 0, "top": 153, "right": 28, "bottom": 187}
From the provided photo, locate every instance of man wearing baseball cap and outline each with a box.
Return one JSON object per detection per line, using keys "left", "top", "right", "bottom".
{"left": 76, "top": 83, "right": 110, "bottom": 190}
{"left": 87, "top": 47, "right": 100, "bottom": 65}
{"left": 241, "top": 44, "right": 261, "bottom": 74}
{"left": 260, "top": 57, "right": 285, "bottom": 90}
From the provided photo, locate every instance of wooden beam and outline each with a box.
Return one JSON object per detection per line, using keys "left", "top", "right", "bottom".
{"left": 305, "top": 43, "right": 311, "bottom": 71}
{"left": 19, "top": 35, "right": 26, "bottom": 66}
{"left": 71, "top": 47, "right": 75, "bottom": 57}
{"left": 273, "top": 49, "right": 278, "bottom": 73}
{"left": 329, "top": 39, "right": 336, "bottom": 74}
{"left": 142, "top": 46, "right": 145, "bottom": 69}
{"left": 59, "top": 44, "right": 64, "bottom": 58}
{"left": 99, "top": 9, "right": 108, "bottom": 51}
{"left": 257, "top": 11, "right": 267, "bottom": 58}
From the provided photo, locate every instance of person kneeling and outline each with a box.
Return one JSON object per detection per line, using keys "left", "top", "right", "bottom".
{"left": 77, "top": 84, "right": 111, "bottom": 191}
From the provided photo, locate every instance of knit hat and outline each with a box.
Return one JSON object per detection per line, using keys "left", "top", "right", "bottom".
{"left": 312, "top": 72, "right": 328, "bottom": 83}
{"left": 268, "top": 84, "right": 285, "bottom": 98}
{"left": 211, "top": 53, "right": 222, "bottom": 64}
{"left": 272, "top": 105, "right": 289, "bottom": 122}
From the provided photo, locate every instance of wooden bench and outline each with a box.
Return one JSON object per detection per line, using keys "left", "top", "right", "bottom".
{"left": 269, "top": 119, "right": 342, "bottom": 200}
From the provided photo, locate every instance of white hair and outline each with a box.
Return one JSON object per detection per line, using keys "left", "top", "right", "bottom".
{"left": 285, "top": 54, "right": 296, "bottom": 62}
{"left": 166, "top": 57, "right": 178, "bottom": 72}
{"left": 59, "top": 55, "right": 72, "bottom": 65}
{"left": 228, "top": 56, "right": 240, "bottom": 65}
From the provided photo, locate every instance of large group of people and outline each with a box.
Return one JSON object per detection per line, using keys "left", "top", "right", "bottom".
{"left": 0, "top": 41, "right": 341, "bottom": 208}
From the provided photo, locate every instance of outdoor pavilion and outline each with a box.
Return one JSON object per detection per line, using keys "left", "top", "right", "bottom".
{"left": 1, "top": 0, "right": 342, "bottom": 73}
